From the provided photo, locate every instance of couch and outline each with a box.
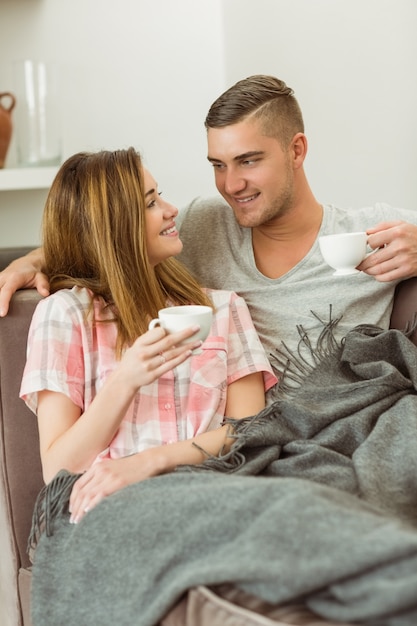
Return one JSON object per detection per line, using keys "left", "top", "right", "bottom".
{"left": 1, "top": 246, "right": 417, "bottom": 626}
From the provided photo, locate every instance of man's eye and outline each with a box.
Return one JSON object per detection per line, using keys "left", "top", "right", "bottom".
{"left": 211, "top": 163, "right": 225, "bottom": 170}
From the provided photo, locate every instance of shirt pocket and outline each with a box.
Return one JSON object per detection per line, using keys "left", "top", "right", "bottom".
{"left": 184, "top": 336, "right": 228, "bottom": 437}
{"left": 189, "top": 336, "right": 228, "bottom": 388}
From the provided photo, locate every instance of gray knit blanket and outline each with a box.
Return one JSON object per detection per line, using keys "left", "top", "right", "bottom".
{"left": 29, "top": 324, "right": 417, "bottom": 626}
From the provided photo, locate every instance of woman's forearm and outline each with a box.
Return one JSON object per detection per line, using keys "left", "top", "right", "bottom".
{"left": 131, "top": 423, "right": 236, "bottom": 479}
{"left": 39, "top": 367, "right": 138, "bottom": 482}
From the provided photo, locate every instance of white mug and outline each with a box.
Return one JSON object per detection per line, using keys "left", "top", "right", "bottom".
{"left": 318, "top": 231, "right": 368, "bottom": 276}
{"left": 148, "top": 305, "right": 213, "bottom": 355}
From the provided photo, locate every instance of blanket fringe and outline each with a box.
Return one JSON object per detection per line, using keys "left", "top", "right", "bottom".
{"left": 184, "top": 407, "right": 279, "bottom": 474}
{"left": 269, "top": 308, "right": 417, "bottom": 397}
{"left": 190, "top": 439, "right": 247, "bottom": 472}
{"left": 27, "top": 470, "right": 81, "bottom": 560}
{"left": 270, "top": 306, "right": 344, "bottom": 396}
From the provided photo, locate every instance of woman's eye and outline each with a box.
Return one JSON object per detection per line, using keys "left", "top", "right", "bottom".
{"left": 147, "top": 192, "right": 162, "bottom": 209}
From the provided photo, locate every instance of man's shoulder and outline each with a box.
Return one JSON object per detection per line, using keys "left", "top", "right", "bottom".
{"left": 178, "top": 196, "right": 245, "bottom": 256}
{"left": 184, "top": 195, "right": 229, "bottom": 212}
{"left": 177, "top": 198, "right": 245, "bottom": 285}
{"left": 372, "top": 202, "right": 417, "bottom": 224}
{"left": 178, "top": 196, "right": 234, "bottom": 228}
{"left": 324, "top": 202, "right": 417, "bottom": 228}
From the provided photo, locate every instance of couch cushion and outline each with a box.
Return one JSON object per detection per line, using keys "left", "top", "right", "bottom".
{"left": 161, "top": 586, "right": 357, "bottom": 626}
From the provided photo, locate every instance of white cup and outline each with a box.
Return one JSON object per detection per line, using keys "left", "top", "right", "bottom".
{"left": 318, "top": 231, "right": 368, "bottom": 276}
{"left": 148, "top": 305, "right": 213, "bottom": 355}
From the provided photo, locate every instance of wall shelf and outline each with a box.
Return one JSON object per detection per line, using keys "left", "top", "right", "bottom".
{"left": 0, "top": 167, "right": 58, "bottom": 191}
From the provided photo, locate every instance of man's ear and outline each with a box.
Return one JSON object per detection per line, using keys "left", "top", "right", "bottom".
{"left": 291, "top": 132, "right": 308, "bottom": 168}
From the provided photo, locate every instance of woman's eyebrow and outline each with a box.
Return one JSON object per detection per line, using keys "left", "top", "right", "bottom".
{"left": 145, "top": 181, "right": 159, "bottom": 198}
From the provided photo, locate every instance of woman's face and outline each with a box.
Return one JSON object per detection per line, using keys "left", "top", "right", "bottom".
{"left": 143, "top": 168, "right": 183, "bottom": 266}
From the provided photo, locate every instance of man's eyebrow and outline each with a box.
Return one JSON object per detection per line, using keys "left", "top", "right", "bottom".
{"left": 207, "top": 150, "right": 265, "bottom": 163}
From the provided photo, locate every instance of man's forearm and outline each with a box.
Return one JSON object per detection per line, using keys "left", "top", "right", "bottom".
{"left": 26, "top": 247, "right": 45, "bottom": 272}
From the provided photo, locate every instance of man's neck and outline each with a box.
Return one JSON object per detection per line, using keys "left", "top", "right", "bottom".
{"left": 251, "top": 199, "right": 323, "bottom": 279}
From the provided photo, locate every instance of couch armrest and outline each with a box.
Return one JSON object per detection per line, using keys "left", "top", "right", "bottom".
{"left": 0, "top": 290, "right": 43, "bottom": 572}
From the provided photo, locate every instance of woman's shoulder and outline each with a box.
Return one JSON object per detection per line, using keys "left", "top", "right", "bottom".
{"left": 33, "top": 286, "right": 97, "bottom": 322}
{"left": 41, "top": 286, "right": 92, "bottom": 308}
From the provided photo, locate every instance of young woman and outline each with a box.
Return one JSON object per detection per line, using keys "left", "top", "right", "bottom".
{"left": 20, "top": 147, "right": 276, "bottom": 524}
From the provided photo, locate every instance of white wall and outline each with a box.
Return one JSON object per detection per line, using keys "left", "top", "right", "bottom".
{"left": 0, "top": 0, "right": 225, "bottom": 246}
{"left": 222, "top": 0, "right": 417, "bottom": 210}
{"left": 1, "top": 1, "right": 416, "bottom": 248}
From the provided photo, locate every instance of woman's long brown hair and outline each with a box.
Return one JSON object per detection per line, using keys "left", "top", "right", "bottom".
{"left": 42, "top": 148, "right": 212, "bottom": 356}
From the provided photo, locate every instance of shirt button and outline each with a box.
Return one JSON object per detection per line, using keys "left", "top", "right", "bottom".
{"left": 164, "top": 403, "right": 172, "bottom": 410}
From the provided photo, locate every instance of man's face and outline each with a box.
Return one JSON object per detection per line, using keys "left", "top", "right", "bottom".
{"left": 207, "top": 118, "right": 294, "bottom": 228}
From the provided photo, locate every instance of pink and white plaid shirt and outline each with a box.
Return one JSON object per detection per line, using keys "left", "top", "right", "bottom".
{"left": 20, "top": 286, "right": 277, "bottom": 461}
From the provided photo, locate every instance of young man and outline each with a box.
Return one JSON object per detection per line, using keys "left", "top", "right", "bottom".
{"left": 1, "top": 75, "right": 417, "bottom": 368}
{"left": 176, "top": 75, "right": 417, "bottom": 363}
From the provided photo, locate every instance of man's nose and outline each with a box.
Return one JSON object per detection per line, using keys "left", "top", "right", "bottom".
{"left": 223, "top": 169, "right": 246, "bottom": 195}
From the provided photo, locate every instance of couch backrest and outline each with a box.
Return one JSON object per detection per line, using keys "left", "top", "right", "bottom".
{"left": 0, "top": 247, "right": 36, "bottom": 272}
{"left": 390, "top": 276, "right": 417, "bottom": 343}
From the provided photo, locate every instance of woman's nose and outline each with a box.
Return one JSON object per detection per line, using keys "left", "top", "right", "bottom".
{"left": 163, "top": 199, "right": 178, "bottom": 217}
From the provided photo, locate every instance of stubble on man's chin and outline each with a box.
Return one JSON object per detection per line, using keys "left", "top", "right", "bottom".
{"left": 235, "top": 197, "right": 294, "bottom": 230}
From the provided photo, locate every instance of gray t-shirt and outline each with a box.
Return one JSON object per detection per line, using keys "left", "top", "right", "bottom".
{"left": 177, "top": 197, "right": 417, "bottom": 372}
